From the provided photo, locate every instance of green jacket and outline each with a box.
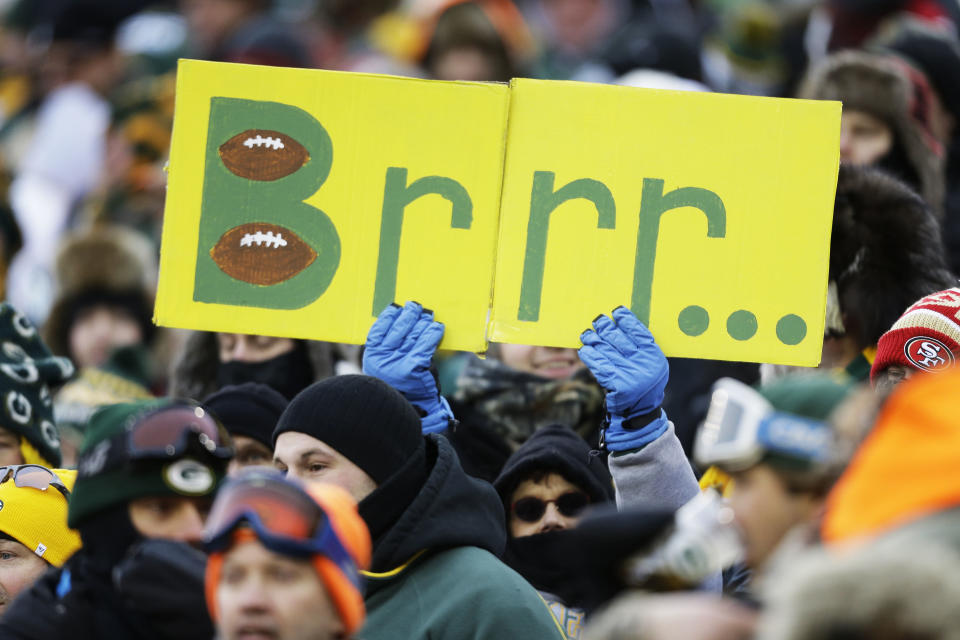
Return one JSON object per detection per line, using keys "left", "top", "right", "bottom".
{"left": 357, "top": 435, "right": 564, "bottom": 640}
{"left": 363, "top": 546, "right": 565, "bottom": 640}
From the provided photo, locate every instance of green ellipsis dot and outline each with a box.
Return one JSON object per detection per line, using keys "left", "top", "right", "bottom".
{"left": 678, "top": 305, "right": 710, "bottom": 336}
{"left": 727, "top": 310, "right": 758, "bottom": 341}
{"left": 777, "top": 314, "right": 807, "bottom": 345}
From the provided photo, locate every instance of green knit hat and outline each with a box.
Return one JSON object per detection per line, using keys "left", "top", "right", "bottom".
{"left": 756, "top": 374, "right": 855, "bottom": 476}
{"left": 0, "top": 303, "right": 75, "bottom": 467}
{"left": 758, "top": 375, "right": 855, "bottom": 422}
{"left": 68, "top": 399, "right": 231, "bottom": 528}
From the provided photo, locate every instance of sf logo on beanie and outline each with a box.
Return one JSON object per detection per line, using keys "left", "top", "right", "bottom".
{"left": 905, "top": 337, "right": 955, "bottom": 371}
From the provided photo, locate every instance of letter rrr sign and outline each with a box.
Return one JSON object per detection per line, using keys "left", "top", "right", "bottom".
{"left": 156, "top": 60, "right": 841, "bottom": 366}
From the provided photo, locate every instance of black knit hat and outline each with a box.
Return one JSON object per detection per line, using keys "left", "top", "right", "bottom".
{"left": 203, "top": 383, "right": 287, "bottom": 448}
{"left": 273, "top": 375, "right": 423, "bottom": 485}
{"left": 494, "top": 424, "right": 614, "bottom": 508}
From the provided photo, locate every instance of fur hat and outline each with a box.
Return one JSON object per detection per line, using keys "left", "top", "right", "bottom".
{"left": 43, "top": 224, "right": 156, "bottom": 360}
{"left": 799, "top": 50, "right": 947, "bottom": 213}
{"left": 827, "top": 164, "right": 955, "bottom": 349}
{"left": 757, "top": 542, "right": 960, "bottom": 640}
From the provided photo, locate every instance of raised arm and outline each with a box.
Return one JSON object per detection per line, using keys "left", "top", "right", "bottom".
{"left": 578, "top": 307, "right": 699, "bottom": 511}
{"left": 362, "top": 301, "right": 455, "bottom": 434}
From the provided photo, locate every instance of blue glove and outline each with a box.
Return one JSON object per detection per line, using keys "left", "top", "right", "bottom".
{"left": 363, "top": 301, "right": 455, "bottom": 434}
{"left": 578, "top": 306, "right": 669, "bottom": 452}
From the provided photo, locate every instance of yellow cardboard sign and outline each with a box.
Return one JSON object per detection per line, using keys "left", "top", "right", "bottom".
{"left": 489, "top": 79, "right": 840, "bottom": 366}
{"left": 156, "top": 61, "right": 840, "bottom": 365}
{"left": 155, "top": 60, "right": 510, "bottom": 352}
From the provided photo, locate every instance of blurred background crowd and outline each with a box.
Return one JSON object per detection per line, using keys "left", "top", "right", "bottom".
{"left": 1, "top": 0, "right": 957, "bottom": 460}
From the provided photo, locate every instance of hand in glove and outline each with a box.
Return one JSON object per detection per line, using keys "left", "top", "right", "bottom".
{"left": 579, "top": 306, "right": 669, "bottom": 451}
{"left": 363, "top": 301, "right": 455, "bottom": 434}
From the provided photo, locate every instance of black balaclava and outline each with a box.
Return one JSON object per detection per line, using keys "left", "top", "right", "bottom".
{"left": 216, "top": 341, "right": 314, "bottom": 400}
{"left": 77, "top": 503, "right": 143, "bottom": 573}
{"left": 494, "top": 425, "right": 616, "bottom": 605}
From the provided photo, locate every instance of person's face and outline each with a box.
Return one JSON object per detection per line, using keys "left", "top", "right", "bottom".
{"left": 539, "top": 0, "right": 614, "bottom": 52}
{"left": 0, "top": 429, "right": 22, "bottom": 466}
{"left": 181, "top": 0, "right": 259, "bottom": 54}
{"left": 128, "top": 496, "right": 212, "bottom": 544}
{"left": 497, "top": 345, "right": 585, "bottom": 380}
{"left": 728, "top": 465, "right": 822, "bottom": 569}
{"left": 274, "top": 432, "right": 377, "bottom": 503}
{"left": 216, "top": 539, "right": 344, "bottom": 640}
{"left": 227, "top": 435, "right": 274, "bottom": 477}
{"left": 840, "top": 109, "right": 894, "bottom": 166}
{"left": 431, "top": 47, "right": 498, "bottom": 82}
{"left": 68, "top": 305, "right": 143, "bottom": 369}
{"left": 0, "top": 537, "right": 47, "bottom": 616}
{"left": 217, "top": 333, "right": 295, "bottom": 364}
{"left": 509, "top": 472, "right": 589, "bottom": 538}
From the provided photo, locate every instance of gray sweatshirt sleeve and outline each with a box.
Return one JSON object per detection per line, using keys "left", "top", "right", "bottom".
{"left": 608, "top": 422, "right": 722, "bottom": 593}
{"left": 608, "top": 421, "right": 699, "bottom": 512}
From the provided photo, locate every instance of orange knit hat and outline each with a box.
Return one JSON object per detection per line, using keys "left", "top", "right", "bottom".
{"left": 205, "top": 482, "right": 372, "bottom": 635}
{"left": 822, "top": 369, "right": 960, "bottom": 544}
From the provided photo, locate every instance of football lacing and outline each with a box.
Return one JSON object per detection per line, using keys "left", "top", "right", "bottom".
{"left": 240, "top": 231, "right": 288, "bottom": 249}
{"left": 242, "top": 135, "right": 285, "bottom": 150}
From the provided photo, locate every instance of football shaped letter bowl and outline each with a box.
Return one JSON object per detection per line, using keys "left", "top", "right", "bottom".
{"left": 219, "top": 129, "right": 310, "bottom": 181}
{"left": 211, "top": 222, "right": 317, "bottom": 285}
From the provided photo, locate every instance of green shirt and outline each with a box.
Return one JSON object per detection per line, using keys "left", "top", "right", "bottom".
{"left": 361, "top": 546, "right": 566, "bottom": 640}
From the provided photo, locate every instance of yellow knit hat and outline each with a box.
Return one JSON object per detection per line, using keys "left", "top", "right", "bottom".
{"left": 0, "top": 468, "right": 81, "bottom": 567}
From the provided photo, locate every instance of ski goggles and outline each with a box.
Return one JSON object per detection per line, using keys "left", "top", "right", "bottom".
{"left": 0, "top": 464, "right": 70, "bottom": 498}
{"left": 511, "top": 491, "right": 590, "bottom": 522}
{"left": 694, "top": 378, "right": 833, "bottom": 472}
{"left": 126, "top": 401, "right": 233, "bottom": 461}
{"left": 204, "top": 470, "right": 359, "bottom": 589}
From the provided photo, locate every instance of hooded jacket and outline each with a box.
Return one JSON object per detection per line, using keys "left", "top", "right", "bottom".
{"left": 494, "top": 423, "right": 614, "bottom": 509}
{"left": 492, "top": 425, "right": 614, "bottom": 639}
{"left": 359, "top": 434, "right": 565, "bottom": 640}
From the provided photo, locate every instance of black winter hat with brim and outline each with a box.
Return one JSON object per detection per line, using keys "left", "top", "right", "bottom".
{"left": 273, "top": 375, "right": 423, "bottom": 485}
{"left": 204, "top": 382, "right": 287, "bottom": 448}
{"left": 494, "top": 424, "right": 614, "bottom": 508}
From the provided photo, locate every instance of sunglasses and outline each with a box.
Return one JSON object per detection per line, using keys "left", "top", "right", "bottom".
{"left": 511, "top": 491, "right": 590, "bottom": 523}
{"left": 0, "top": 465, "right": 70, "bottom": 498}
{"left": 126, "top": 402, "right": 233, "bottom": 461}
{"left": 204, "top": 470, "right": 360, "bottom": 589}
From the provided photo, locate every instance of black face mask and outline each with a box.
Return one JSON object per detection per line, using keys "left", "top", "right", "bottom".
{"left": 216, "top": 345, "right": 314, "bottom": 400}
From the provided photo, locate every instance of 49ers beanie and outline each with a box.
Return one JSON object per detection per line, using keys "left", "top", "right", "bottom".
{"left": 273, "top": 375, "right": 423, "bottom": 485}
{"left": 871, "top": 287, "right": 960, "bottom": 383}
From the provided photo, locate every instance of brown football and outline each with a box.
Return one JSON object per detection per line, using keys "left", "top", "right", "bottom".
{"left": 218, "top": 129, "right": 309, "bottom": 181}
{"left": 210, "top": 222, "right": 317, "bottom": 285}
